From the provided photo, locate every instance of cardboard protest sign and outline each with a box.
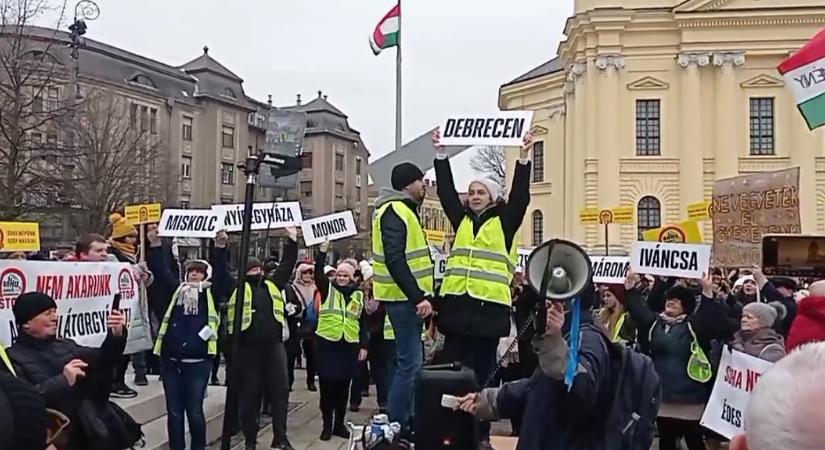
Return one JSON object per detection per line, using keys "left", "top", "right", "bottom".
{"left": 700, "top": 346, "right": 774, "bottom": 439}
{"left": 643, "top": 220, "right": 703, "bottom": 244}
{"left": 0, "top": 222, "right": 40, "bottom": 252}
{"left": 157, "top": 209, "right": 223, "bottom": 238}
{"left": 434, "top": 253, "right": 447, "bottom": 280}
{"left": 439, "top": 111, "right": 533, "bottom": 147}
{"left": 212, "top": 202, "right": 302, "bottom": 233}
{"left": 301, "top": 211, "right": 358, "bottom": 246}
{"left": 631, "top": 242, "right": 711, "bottom": 279}
{"left": 590, "top": 256, "right": 630, "bottom": 284}
{"left": 711, "top": 168, "right": 800, "bottom": 267}
{"left": 0, "top": 261, "right": 140, "bottom": 347}
{"left": 124, "top": 203, "right": 162, "bottom": 225}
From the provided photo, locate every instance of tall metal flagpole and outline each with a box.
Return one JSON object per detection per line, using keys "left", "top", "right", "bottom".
{"left": 395, "top": 0, "right": 402, "bottom": 152}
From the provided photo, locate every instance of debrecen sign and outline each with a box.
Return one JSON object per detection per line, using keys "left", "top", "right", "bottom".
{"left": 438, "top": 111, "right": 534, "bottom": 147}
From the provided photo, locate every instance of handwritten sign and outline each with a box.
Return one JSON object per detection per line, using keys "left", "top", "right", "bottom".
{"left": 438, "top": 111, "right": 534, "bottom": 146}
{"left": 157, "top": 209, "right": 224, "bottom": 239}
{"left": 0, "top": 222, "right": 40, "bottom": 252}
{"left": 711, "top": 168, "right": 800, "bottom": 267}
{"left": 631, "top": 241, "right": 711, "bottom": 279}
{"left": 212, "top": 202, "right": 303, "bottom": 233}
{"left": 700, "top": 346, "right": 774, "bottom": 439}
{"left": 124, "top": 203, "right": 162, "bottom": 225}
{"left": 301, "top": 211, "right": 358, "bottom": 246}
{"left": 591, "top": 256, "right": 630, "bottom": 284}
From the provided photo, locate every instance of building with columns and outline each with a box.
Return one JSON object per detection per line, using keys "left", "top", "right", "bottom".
{"left": 499, "top": 0, "right": 825, "bottom": 252}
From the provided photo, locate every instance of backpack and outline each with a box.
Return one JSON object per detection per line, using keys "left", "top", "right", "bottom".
{"left": 594, "top": 326, "right": 661, "bottom": 450}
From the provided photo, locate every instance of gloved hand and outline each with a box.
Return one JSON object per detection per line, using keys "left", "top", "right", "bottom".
{"left": 285, "top": 303, "right": 298, "bottom": 316}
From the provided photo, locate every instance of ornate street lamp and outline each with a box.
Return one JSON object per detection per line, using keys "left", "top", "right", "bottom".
{"left": 68, "top": 0, "right": 99, "bottom": 98}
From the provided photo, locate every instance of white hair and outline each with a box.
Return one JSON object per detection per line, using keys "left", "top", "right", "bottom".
{"left": 744, "top": 342, "right": 825, "bottom": 450}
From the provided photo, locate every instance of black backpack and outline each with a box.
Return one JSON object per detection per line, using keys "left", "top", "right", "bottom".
{"left": 591, "top": 326, "right": 661, "bottom": 450}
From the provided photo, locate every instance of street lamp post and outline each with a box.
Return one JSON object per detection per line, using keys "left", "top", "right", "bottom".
{"left": 68, "top": 0, "right": 99, "bottom": 99}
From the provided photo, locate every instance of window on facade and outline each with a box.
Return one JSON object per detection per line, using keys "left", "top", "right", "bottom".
{"left": 301, "top": 151, "right": 312, "bottom": 169}
{"left": 46, "top": 132, "right": 58, "bottom": 146}
{"left": 355, "top": 157, "right": 362, "bottom": 175}
{"left": 47, "top": 87, "right": 59, "bottom": 111}
{"left": 149, "top": 108, "right": 157, "bottom": 134}
{"left": 532, "top": 211, "right": 544, "bottom": 246}
{"left": 307, "top": 120, "right": 316, "bottom": 128}
{"left": 140, "top": 106, "right": 149, "bottom": 132}
{"left": 300, "top": 181, "right": 312, "bottom": 197}
{"left": 355, "top": 186, "right": 361, "bottom": 199}
{"left": 181, "top": 156, "right": 191, "bottom": 179}
{"left": 532, "top": 141, "right": 544, "bottom": 182}
{"left": 221, "top": 126, "right": 234, "bottom": 148}
{"left": 32, "top": 91, "right": 43, "bottom": 113}
{"left": 636, "top": 99, "right": 661, "bottom": 156}
{"left": 180, "top": 200, "right": 190, "bottom": 209}
{"left": 182, "top": 117, "right": 193, "bottom": 141}
{"left": 335, "top": 181, "right": 344, "bottom": 198}
{"left": 221, "top": 163, "right": 234, "bottom": 184}
{"left": 637, "top": 196, "right": 661, "bottom": 238}
{"left": 220, "top": 87, "right": 236, "bottom": 99}
{"left": 335, "top": 153, "right": 344, "bottom": 171}
{"left": 29, "top": 132, "right": 42, "bottom": 149}
{"left": 749, "top": 97, "right": 775, "bottom": 155}
{"left": 131, "top": 74, "right": 157, "bottom": 89}
{"left": 130, "top": 103, "right": 137, "bottom": 125}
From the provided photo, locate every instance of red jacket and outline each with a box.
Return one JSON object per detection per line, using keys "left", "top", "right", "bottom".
{"left": 786, "top": 296, "right": 825, "bottom": 352}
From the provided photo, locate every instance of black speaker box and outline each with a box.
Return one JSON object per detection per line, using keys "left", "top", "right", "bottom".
{"left": 413, "top": 365, "right": 479, "bottom": 450}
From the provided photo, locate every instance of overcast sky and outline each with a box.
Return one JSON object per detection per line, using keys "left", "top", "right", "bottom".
{"left": 45, "top": 0, "right": 571, "bottom": 160}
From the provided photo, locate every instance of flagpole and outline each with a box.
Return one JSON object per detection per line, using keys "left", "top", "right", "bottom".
{"left": 395, "top": 0, "right": 402, "bottom": 153}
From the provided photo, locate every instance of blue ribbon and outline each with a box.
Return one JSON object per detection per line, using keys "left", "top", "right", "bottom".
{"left": 564, "top": 297, "right": 581, "bottom": 391}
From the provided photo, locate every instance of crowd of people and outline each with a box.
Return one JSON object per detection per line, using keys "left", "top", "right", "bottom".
{"left": 0, "top": 127, "right": 824, "bottom": 450}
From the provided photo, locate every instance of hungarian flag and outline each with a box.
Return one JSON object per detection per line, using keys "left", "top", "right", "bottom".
{"left": 369, "top": 4, "right": 400, "bottom": 55}
{"left": 779, "top": 27, "right": 825, "bottom": 130}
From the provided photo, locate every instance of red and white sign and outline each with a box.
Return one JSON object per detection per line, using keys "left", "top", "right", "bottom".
{"left": 0, "top": 261, "right": 139, "bottom": 348}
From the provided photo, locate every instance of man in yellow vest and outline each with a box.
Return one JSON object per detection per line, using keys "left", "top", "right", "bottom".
{"left": 0, "top": 346, "right": 15, "bottom": 376}
{"left": 212, "top": 228, "right": 299, "bottom": 450}
{"left": 372, "top": 162, "right": 434, "bottom": 429}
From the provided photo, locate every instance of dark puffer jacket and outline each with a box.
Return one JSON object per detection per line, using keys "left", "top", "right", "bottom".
{"left": 433, "top": 155, "right": 531, "bottom": 339}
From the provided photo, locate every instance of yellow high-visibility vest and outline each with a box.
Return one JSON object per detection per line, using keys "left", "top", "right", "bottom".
{"left": 316, "top": 286, "right": 363, "bottom": 343}
{"left": 372, "top": 201, "right": 434, "bottom": 302}
{"left": 441, "top": 216, "right": 517, "bottom": 306}
{"left": 0, "top": 346, "right": 15, "bottom": 376}
{"left": 382, "top": 313, "right": 427, "bottom": 342}
{"left": 227, "top": 280, "right": 285, "bottom": 334}
{"left": 154, "top": 285, "right": 219, "bottom": 356}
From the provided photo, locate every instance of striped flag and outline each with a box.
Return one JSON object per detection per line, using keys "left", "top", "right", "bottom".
{"left": 369, "top": 4, "right": 400, "bottom": 55}
{"left": 779, "top": 27, "right": 825, "bottom": 130}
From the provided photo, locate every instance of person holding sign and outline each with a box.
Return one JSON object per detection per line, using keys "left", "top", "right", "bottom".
{"left": 312, "top": 240, "right": 368, "bottom": 441}
{"left": 431, "top": 128, "right": 533, "bottom": 447}
{"left": 212, "top": 228, "right": 299, "bottom": 450}
{"left": 624, "top": 272, "right": 737, "bottom": 450}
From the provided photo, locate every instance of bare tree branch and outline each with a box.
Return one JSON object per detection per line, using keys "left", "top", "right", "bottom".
{"left": 469, "top": 145, "right": 506, "bottom": 184}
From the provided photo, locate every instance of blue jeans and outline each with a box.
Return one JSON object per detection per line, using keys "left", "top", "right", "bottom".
{"left": 160, "top": 359, "right": 212, "bottom": 450}
{"left": 385, "top": 302, "right": 424, "bottom": 426}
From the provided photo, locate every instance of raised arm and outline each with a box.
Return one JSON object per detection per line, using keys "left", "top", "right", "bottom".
{"left": 501, "top": 134, "right": 534, "bottom": 239}
{"left": 210, "top": 231, "right": 235, "bottom": 300}
{"left": 432, "top": 128, "right": 467, "bottom": 230}
{"left": 271, "top": 227, "right": 299, "bottom": 289}
{"left": 315, "top": 245, "right": 330, "bottom": 299}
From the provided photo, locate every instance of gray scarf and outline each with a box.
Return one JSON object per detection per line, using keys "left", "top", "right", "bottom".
{"left": 176, "top": 281, "right": 212, "bottom": 316}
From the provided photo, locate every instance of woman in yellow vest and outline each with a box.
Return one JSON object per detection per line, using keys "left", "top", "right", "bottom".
{"left": 313, "top": 240, "right": 368, "bottom": 441}
{"left": 145, "top": 226, "right": 219, "bottom": 450}
{"left": 594, "top": 284, "right": 637, "bottom": 344}
{"left": 432, "top": 128, "right": 534, "bottom": 449}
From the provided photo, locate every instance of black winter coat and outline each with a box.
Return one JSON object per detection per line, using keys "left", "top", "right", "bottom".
{"left": 433, "top": 156, "right": 531, "bottom": 339}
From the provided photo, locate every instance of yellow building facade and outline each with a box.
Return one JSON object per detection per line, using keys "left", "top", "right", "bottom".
{"left": 500, "top": 0, "right": 825, "bottom": 252}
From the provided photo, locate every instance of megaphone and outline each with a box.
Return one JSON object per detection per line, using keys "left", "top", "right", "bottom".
{"left": 526, "top": 239, "right": 593, "bottom": 335}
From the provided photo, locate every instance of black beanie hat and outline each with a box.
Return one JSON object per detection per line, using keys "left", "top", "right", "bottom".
{"left": 0, "top": 372, "right": 48, "bottom": 450}
{"left": 246, "top": 257, "right": 263, "bottom": 273}
{"left": 12, "top": 292, "right": 57, "bottom": 326}
{"left": 391, "top": 162, "right": 424, "bottom": 191}
{"left": 665, "top": 285, "right": 697, "bottom": 314}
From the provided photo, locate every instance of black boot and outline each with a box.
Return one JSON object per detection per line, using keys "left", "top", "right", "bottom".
{"left": 320, "top": 408, "right": 333, "bottom": 441}
{"left": 332, "top": 423, "right": 350, "bottom": 439}
{"left": 133, "top": 371, "right": 148, "bottom": 387}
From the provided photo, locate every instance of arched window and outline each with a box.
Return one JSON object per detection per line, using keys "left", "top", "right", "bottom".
{"left": 130, "top": 74, "right": 156, "bottom": 89}
{"left": 220, "top": 87, "right": 236, "bottom": 98}
{"left": 637, "top": 196, "right": 661, "bottom": 238}
{"left": 532, "top": 210, "right": 544, "bottom": 247}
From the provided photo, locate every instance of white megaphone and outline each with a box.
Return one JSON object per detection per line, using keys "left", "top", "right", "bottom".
{"left": 526, "top": 239, "right": 593, "bottom": 335}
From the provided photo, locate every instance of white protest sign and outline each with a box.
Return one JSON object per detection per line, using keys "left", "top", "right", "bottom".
{"left": 591, "top": 256, "right": 630, "bottom": 284}
{"left": 701, "top": 346, "right": 774, "bottom": 439}
{"left": 0, "top": 260, "right": 141, "bottom": 347}
{"left": 516, "top": 248, "right": 534, "bottom": 272}
{"left": 212, "top": 202, "right": 303, "bottom": 233}
{"left": 439, "top": 111, "right": 534, "bottom": 147}
{"left": 630, "top": 241, "right": 711, "bottom": 279}
{"left": 301, "top": 211, "right": 358, "bottom": 246}
{"left": 434, "top": 253, "right": 447, "bottom": 280}
{"left": 157, "top": 209, "right": 224, "bottom": 238}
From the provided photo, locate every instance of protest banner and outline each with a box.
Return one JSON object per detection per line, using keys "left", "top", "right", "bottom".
{"left": 579, "top": 208, "right": 600, "bottom": 224}
{"left": 711, "top": 168, "right": 800, "bottom": 268}
{"left": 516, "top": 247, "right": 534, "bottom": 272}
{"left": 0, "top": 260, "right": 140, "bottom": 348}
{"left": 439, "top": 111, "right": 534, "bottom": 147}
{"left": 157, "top": 209, "right": 224, "bottom": 238}
{"left": 591, "top": 256, "right": 630, "bottom": 284}
{"left": 643, "top": 220, "right": 704, "bottom": 244}
{"left": 0, "top": 222, "right": 40, "bottom": 252}
{"left": 434, "top": 253, "right": 447, "bottom": 280}
{"left": 301, "top": 211, "right": 358, "bottom": 246}
{"left": 124, "top": 203, "right": 162, "bottom": 225}
{"left": 700, "top": 346, "right": 774, "bottom": 439}
{"left": 631, "top": 241, "right": 711, "bottom": 279}
{"left": 687, "top": 201, "right": 712, "bottom": 221}
{"left": 212, "top": 202, "right": 302, "bottom": 233}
